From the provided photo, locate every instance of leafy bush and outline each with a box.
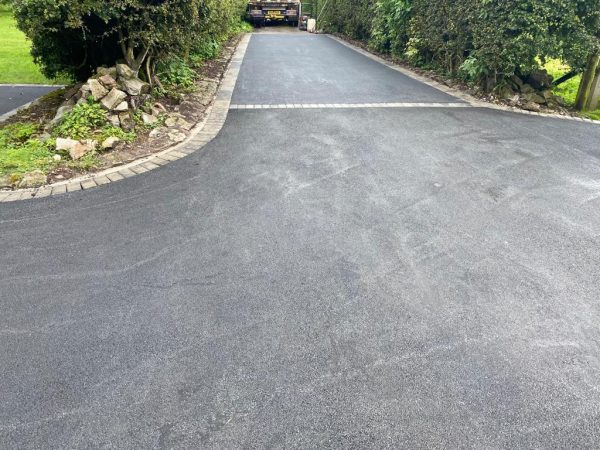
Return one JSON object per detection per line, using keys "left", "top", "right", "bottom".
{"left": 319, "top": 0, "right": 373, "bottom": 41}
{"left": 53, "top": 100, "right": 107, "bottom": 140}
{"left": 12, "top": 0, "right": 248, "bottom": 81}
{"left": 370, "top": 0, "right": 412, "bottom": 57}
{"left": 157, "top": 57, "right": 197, "bottom": 91}
{"left": 319, "top": 0, "right": 600, "bottom": 92}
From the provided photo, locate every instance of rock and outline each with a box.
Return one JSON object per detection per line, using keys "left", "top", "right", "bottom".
{"left": 149, "top": 127, "right": 166, "bottom": 138}
{"left": 64, "top": 84, "right": 82, "bottom": 101}
{"left": 0, "top": 174, "right": 12, "bottom": 189}
{"left": 141, "top": 113, "right": 158, "bottom": 125}
{"left": 98, "top": 74, "right": 117, "bottom": 89}
{"left": 520, "top": 84, "right": 535, "bottom": 94}
{"left": 177, "top": 101, "right": 201, "bottom": 121}
{"left": 56, "top": 137, "right": 96, "bottom": 159}
{"left": 100, "top": 88, "right": 128, "bottom": 110}
{"left": 152, "top": 102, "right": 167, "bottom": 114}
{"left": 118, "top": 112, "right": 135, "bottom": 131}
{"left": 167, "top": 130, "right": 187, "bottom": 143}
{"left": 176, "top": 118, "right": 193, "bottom": 131}
{"left": 71, "top": 140, "right": 97, "bottom": 160}
{"left": 101, "top": 136, "right": 121, "bottom": 150}
{"left": 114, "top": 101, "right": 129, "bottom": 112}
{"left": 542, "top": 90, "right": 554, "bottom": 101}
{"left": 51, "top": 101, "right": 75, "bottom": 125}
{"left": 523, "top": 101, "right": 541, "bottom": 112}
{"left": 53, "top": 154, "right": 62, "bottom": 161}
{"left": 509, "top": 94, "right": 520, "bottom": 106}
{"left": 148, "top": 103, "right": 167, "bottom": 117}
{"left": 78, "top": 83, "right": 91, "bottom": 101}
{"left": 88, "top": 79, "right": 109, "bottom": 100}
{"left": 164, "top": 116, "right": 178, "bottom": 127}
{"left": 498, "top": 85, "right": 516, "bottom": 101}
{"left": 522, "top": 92, "right": 546, "bottom": 105}
{"left": 197, "top": 80, "right": 218, "bottom": 95}
{"left": 119, "top": 77, "right": 150, "bottom": 96}
{"left": 509, "top": 75, "right": 524, "bottom": 90}
{"left": 97, "top": 66, "right": 118, "bottom": 78}
{"left": 17, "top": 170, "right": 46, "bottom": 188}
{"left": 129, "top": 94, "right": 150, "bottom": 111}
{"left": 107, "top": 114, "right": 120, "bottom": 127}
{"left": 526, "top": 69, "right": 553, "bottom": 90}
{"left": 55, "top": 137, "right": 79, "bottom": 152}
{"left": 116, "top": 63, "right": 136, "bottom": 80}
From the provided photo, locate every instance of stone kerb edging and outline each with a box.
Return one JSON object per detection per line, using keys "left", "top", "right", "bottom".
{"left": 328, "top": 35, "right": 600, "bottom": 126}
{"left": 0, "top": 34, "right": 252, "bottom": 203}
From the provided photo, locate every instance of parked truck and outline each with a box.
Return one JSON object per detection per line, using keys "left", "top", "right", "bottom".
{"left": 247, "top": 1, "right": 301, "bottom": 27}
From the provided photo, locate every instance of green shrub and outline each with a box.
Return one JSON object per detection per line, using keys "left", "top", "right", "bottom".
{"left": 53, "top": 100, "right": 107, "bottom": 140}
{"left": 12, "top": 0, "right": 248, "bottom": 81}
{"left": 157, "top": 57, "right": 197, "bottom": 91}
{"left": 370, "top": 0, "right": 412, "bottom": 57}
{"left": 319, "top": 0, "right": 600, "bottom": 92}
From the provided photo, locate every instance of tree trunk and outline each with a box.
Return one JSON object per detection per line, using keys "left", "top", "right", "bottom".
{"left": 575, "top": 53, "right": 600, "bottom": 111}
{"left": 587, "top": 69, "right": 600, "bottom": 111}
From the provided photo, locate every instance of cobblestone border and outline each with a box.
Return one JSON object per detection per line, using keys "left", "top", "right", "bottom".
{"left": 0, "top": 35, "right": 251, "bottom": 203}
{"left": 328, "top": 35, "right": 600, "bottom": 126}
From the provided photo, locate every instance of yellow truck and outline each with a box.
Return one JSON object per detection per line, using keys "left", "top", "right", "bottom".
{"left": 246, "top": 1, "right": 301, "bottom": 27}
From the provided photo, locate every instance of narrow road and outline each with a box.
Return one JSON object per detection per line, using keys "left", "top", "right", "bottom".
{"left": 2, "top": 33, "right": 600, "bottom": 448}
{"left": 0, "top": 85, "right": 57, "bottom": 116}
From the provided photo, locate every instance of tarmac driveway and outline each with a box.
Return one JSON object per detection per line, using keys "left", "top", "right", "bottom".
{"left": 0, "top": 85, "right": 57, "bottom": 116}
{"left": 1, "top": 33, "right": 600, "bottom": 448}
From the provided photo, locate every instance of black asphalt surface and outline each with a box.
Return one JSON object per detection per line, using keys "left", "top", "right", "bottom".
{"left": 0, "top": 85, "right": 57, "bottom": 115}
{"left": 2, "top": 34, "right": 600, "bottom": 448}
{"left": 232, "top": 34, "right": 459, "bottom": 105}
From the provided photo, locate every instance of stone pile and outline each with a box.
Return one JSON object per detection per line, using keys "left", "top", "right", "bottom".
{"left": 53, "top": 64, "right": 151, "bottom": 129}
{"left": 497, "top": 69, "right": 562, "bottom": 112}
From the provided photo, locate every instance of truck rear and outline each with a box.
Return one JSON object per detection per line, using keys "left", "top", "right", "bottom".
{"left": 247, "top": 1, "right": 301, "bottom": 27}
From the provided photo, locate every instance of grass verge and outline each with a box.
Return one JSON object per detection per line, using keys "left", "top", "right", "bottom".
{"left": 0, "top": 5, "right": 68, "bottom": 84}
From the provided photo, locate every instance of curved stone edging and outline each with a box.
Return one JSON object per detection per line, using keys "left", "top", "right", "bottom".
{"left": 0, "top": 34, "right": 251, "bottom": 203}
{"left": 328, "top": 35, "right": 600, "bottom": 126}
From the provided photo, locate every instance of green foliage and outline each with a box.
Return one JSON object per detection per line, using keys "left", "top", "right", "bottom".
{"left": 320, "top": 0, "right": 600, "bottom": 92}
{"left": 53, "top": 100, "right": 107, "bottom": 140}
{"left": 98, "top": 126, "right": 136, "bottom": 143}
{"left": 370, "top": 0, "right": 412, "bottom": 56}
{"left": 319, "top": 0, "right": 373, "bottom": 40}
{"left": 0, "top": 123, "right": 54, "bottom": 176}
{"left": 52, "top": 99, "right": 137, "bottom": 142}
{"left": 12, "top": 0, "right": 248, "bottom": 81}
{"left": 459, "top": 56, "right": 489, "bottom": 82}
{"left": 583, "top": 110, "right": 600, "bottom": 121}
{"left": 157, "top": 57, "right": 197, "bottom": 91}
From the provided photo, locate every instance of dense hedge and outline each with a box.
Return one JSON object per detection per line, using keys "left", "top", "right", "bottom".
{"left": 318, "top": 0, "right": 372, "bottom": 41}
{"left": 12, "top": 0, "right": 247, "bottom": 81}
{"left": 319, "top": 0, "right": 600, "bottom": 90}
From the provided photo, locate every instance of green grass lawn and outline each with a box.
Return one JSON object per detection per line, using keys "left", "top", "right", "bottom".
{"left": 544, "top": 59, "right": 581, "bottom": 106}
{"left": 0, "top": 5, "right": 66, "bottom": 84}
{"left": 544, "top": 59, "right": 600, "bottom": 120}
